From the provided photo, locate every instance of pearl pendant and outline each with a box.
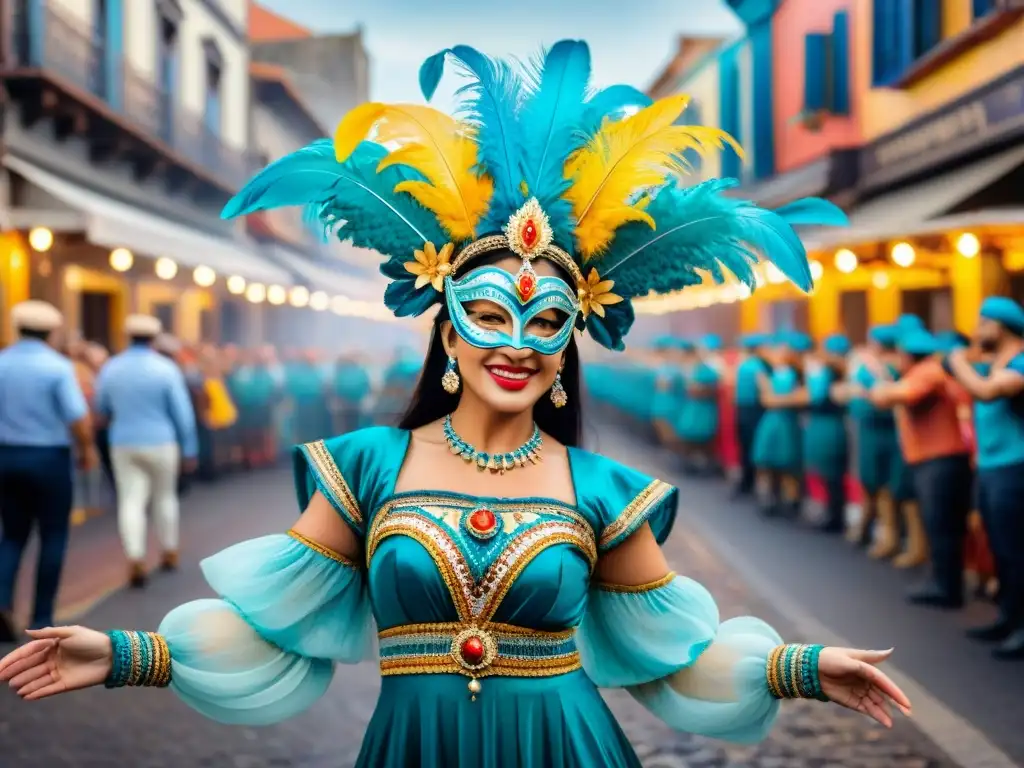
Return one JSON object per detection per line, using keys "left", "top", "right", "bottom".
{"left": 468, "top": 678, "right": 482, "bottom": 700}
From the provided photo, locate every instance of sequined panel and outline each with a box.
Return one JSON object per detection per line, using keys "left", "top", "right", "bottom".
{"left": 599, "top": 479, "right": 674, "bottom": 551}
{"left": 367, "top": 496, "right": 597, "bottom": 623}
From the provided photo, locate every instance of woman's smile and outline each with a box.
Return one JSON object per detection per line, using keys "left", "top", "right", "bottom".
{"left": 486, "top": 364, "right": 538, "bottom": 391}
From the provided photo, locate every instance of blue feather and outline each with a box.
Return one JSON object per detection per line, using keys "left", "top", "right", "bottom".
{"left": 518, "top": 40, "right": 591, "bottom": 246}
{"left": 419, "top": 49, "right": 450, "bottom": 101}
{"left": 438, "top": 45, "right": 527, "bottom": 233}
{"left": 580, "top": 85, "right": 652, "bottom": 136}
{"left": 775, "top": 197, "right": 848, "bottom": 227}
{"left": 222, "top": 139, "right": 445, "bottom": 259}
{"left": 603, "top": 180, "right": 846, "bottom": 298}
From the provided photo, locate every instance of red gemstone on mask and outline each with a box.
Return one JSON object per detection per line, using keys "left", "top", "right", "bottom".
{"left": 517, "top": 273, "right": 536, "bottom": 301}
{"left": 522, "top": 221, "right": 538, "bottom": 248}
{"left": 461, "top": 636, "right": 486, "bottom": 665}
{"left": 468, "top": 508, "right": 496, "bottom": 535}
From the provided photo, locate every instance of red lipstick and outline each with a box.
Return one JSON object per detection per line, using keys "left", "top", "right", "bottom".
{"left": 486, "top": 365, "right": 537, "bottom": 391}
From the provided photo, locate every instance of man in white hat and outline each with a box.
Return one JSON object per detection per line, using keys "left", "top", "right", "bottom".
{"left": 95, "top": 315, "right": 198, "bottom": 587}
{"left": 0, "top": 301, "right": 96, "bottom": 641}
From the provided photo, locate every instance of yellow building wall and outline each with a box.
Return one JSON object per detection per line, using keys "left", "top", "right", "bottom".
{"left": 62, "top": 265, "right": 129, "bottom": 350}
{"left": 135, "top": 282, "right": 214, "bottom": 344}
{"left": 0, "top": 232, "right": 30, "bottom": 346}
{"left": 854, "top": 9, "right": 1024, "bottom": 141}
{"left": 675, "top": 56, "right": 724, "bottom": 181}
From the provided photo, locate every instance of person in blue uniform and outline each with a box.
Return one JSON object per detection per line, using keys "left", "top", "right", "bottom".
{"left": 0, "top": 301, "right": 96, "bottom": 641}
{"left": 752, "top": 331, "right": 811, "bottom": 517}
{"left": 0, "top": 42, "right": 911, "bottom": 765}
{"left": 95, "top": 315, "right": 199, "bottom": 587}
{"left": 648, "top": 335, "right": 682, "bottom": 448}
{"left": 677, "top": 334, "right": 723, "bottom": 476}
{"left": 732, "top": 333, "right": 771, "bottom": 499}
{"left": 805, "top": 334, "right": 851, "bottom": 533}
{"left": 946, "top": 297, "right": 1024, "bottom": 660}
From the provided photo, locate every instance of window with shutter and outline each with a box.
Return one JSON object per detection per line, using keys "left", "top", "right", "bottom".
{"left": 718, "top": 46, "right": 742, "bottom": 179}
{"left": 830, "top": 11, "right": 850, "bottom": 115}
{"left": 804, "top": 33, "right": 828, "bottom": 112}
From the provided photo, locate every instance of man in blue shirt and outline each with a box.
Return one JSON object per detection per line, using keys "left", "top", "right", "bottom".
{"left": 0, "top": 301, "right": 96, "bottom": 641}
{"left": 947, "top": 297, "right": 1024, "bottom": 660}
{"left": 95, "top": 315, "right": 199, "bottom": 588}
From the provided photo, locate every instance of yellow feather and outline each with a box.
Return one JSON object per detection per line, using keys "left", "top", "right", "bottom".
{"left": 333, "top": 102, "right": 493, "bottom": 241}
{"left": 564, "top": 95, "right": 743, "bottom": 261}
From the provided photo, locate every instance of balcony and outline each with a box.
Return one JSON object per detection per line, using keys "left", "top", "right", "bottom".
{"left": 3, "top": 0, "right": 256, "bottom": 193}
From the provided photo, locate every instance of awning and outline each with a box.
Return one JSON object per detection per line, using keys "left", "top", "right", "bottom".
{"left": 268, "top": 243, "right": 387, "bottom": 302}
{"left": 3, "top": 155, "right": 291, "bottom": 284}
{"left": 801, "top": 145, "right": 1024, "bottom": 251}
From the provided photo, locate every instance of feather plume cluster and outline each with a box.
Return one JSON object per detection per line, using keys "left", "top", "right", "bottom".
{"left": 220, "top": 39, "right": 846, "bottom": 350}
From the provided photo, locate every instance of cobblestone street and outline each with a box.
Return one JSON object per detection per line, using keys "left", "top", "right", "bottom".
{"left": 0, "top": 431, "right": 983, "bottom": 766}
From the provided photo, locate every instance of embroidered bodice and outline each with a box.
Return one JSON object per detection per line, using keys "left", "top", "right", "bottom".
{"left": 294, "top": 427, "right": 677, "bottom": 635}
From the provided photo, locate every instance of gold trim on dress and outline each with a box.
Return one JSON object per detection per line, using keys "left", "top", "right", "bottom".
{"left": 287, "top": 529, "right": 359, "bottom": 568}
{"left": 366, "top": 496, "right": 597, "bottom": 623}
{"left": 300, "top": 440, "right": 363, "bottom": 528}
{"left": 596, "top": 571, "right": 677, "bottom": 593}
{"left": 598, "top": 479, "right": 674, "bottom": 550}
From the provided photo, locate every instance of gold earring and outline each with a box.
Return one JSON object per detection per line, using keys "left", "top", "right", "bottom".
{"left": 550, "top": 371, "right": 567, "bottom": 408}
{"left": 441, "top": 356, "right": 460, "bottom": 394}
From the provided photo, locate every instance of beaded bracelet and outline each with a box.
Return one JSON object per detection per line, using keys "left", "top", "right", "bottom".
{"left": 104, "top": 630, "right": 172, "bottom": 689}
{"left": 765, "top": 644, "right": 829, "bottom": 701}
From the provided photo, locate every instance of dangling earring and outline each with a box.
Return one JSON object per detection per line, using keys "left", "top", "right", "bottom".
{"left": 550, "top": 371, "right": 568, "bottom": 408}
{"left": 441, "top": 356, "right": 461, "bottom": 394}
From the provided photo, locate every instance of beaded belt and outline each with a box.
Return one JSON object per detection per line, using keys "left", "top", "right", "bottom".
{"left": 378, "top": 621, "right": 581, "bottom": 700}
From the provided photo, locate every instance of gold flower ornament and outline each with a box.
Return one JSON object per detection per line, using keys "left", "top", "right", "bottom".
{"left": 405, "top": 242, "right": 454, "bottom": 292}
{"left": 577, "top": 268, "right": 624, "bottom": 318}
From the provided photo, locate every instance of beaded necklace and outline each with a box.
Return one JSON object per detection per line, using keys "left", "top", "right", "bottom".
{"left": 443, "top": 414, "right": 543, "bottom": 474}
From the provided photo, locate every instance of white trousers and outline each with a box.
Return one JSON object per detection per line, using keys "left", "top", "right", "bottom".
{"left": 111, "top": 444, "right": 180, "bottom": 561}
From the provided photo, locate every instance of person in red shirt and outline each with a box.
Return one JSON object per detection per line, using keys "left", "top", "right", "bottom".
{"left": 872, "top": 329, "right": 973, "bottom": 609}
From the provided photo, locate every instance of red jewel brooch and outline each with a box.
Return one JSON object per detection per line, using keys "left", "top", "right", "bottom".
{"left": 504, "top": 198, "right": 553, "bottom": 304}
{"left": 465, "top": 507, "right": 499, "bottom": 540}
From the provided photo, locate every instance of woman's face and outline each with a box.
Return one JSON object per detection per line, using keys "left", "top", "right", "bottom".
{"left": 442, "top": 256, "right": 567, "bottom": 415}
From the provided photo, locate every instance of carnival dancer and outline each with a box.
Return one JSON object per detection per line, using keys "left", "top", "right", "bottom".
{"left": 731, "top": 333, "right": 770, "bottom": 499}
{"left": 649, "top": 335, "right": 682, "bottom": 448}
{"left": 805, "top": 334, "right": 850, "bottom": 533}
{"left": 0, "top": 41, "right": 910, "bottom": 765}
{"left": 95, "top": 315, "right": 199, "bottom": 587}
{"left": 669, "top": 338, "right": 697, "bottom": 472}
{"left": 677, "top": 334, "right": 723, "bottom": 476}
{"left": 752, "top": 332, "right": 811, "bottom": 517}
{"left": 872, "top": 328, "right": 972, "bottom": 609}
{"left": 332, "top": 354, "right": 373, "bottom": 434}
{"left": 0, "top": 302, "right": 95, "bottom": 641}
{"left": 946, "top": 298, "right": 1024, "bottom": 659}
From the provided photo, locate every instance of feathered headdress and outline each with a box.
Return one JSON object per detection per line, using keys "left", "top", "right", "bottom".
{"left": 222, "top": 40, "right": 846, "bottom": 350}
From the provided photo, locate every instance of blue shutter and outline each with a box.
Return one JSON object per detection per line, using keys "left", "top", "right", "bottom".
{"left": 26, "top": 0, "right": 44, "bottom": 65}
{"left": 718, "top": 46, "right": 741, "bottom": 180}
{"left": 804, "top": 34, "right": 827, "bottom": 112}
{"left": 913, "top": 0, "right": 942, "bottom": 58}
{"left": 750, "top": 21, "right": 774, "bottom": 180}
{"left": 973, "top": 0, "right": 996, "bottom": 18}
{"left": 830, "top": 11, "right": 850, "bottom": 115}
{"left": 104, "top": 0, "right": 124, "bottom": 110}
{"left": 676, "top": 102, "right": 704, "bottom": 174}
{"left": 871, "top": 0, "right": 897, "bottom": 85}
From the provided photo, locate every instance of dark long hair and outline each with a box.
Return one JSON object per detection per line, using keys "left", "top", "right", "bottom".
{"left": 397, "top": 250, "right": 584, "bottom": 447}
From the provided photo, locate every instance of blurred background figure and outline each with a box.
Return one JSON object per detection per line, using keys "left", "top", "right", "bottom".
{"left": 0, "top": 301, "right": 95, "bottom": 639}
{"left": 731, "top": 334, "right": 770, "bottom": 500}
{"left": 332, "top": 353, "right": 372, "bottom": 435}
{"left": 95, "top": 316, "right": 198, "bottom": 588}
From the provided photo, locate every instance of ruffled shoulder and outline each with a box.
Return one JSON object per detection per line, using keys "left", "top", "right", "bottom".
{"left": 568, "top": 448, "right": 677, "bottom": 552}
{"left": 293, "top": 426, "right": 410, "bottom": 537}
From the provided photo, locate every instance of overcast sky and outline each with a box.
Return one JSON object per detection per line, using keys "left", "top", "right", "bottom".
{"left": 258, "top": 0, "right": 742, "bottom": 111}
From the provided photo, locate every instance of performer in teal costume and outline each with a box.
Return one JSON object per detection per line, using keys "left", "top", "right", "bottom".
{"left": 752, "top": 332, "right": 811, "bottom": 516}
{"left": 649, "top": 335, "right": 682, "bottom": 447}
{"left": 669, "top": 338, "right": 697, "bottom": 467}
{"left": 333, "top": 355, "right": 373, "bottom": 433}
{"left": 732, "top": 334, "right": 771, "bottom": 498}
{"left": 804, "top": 334, "right": 850, "bottom": 533}
{"left": 677, "top": 334, "right": 722, "bottom": 475}
{"left": 0, "top": 41, "right": 910, "bottom": 767}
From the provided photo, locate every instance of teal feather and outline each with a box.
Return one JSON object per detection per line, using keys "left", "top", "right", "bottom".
{"left": 438, "top": 45, "right": 528, "bottom": 234}
{"left": 518, "top": 40, "right": 591, "bottom": 246}
{"left": 222, "top": 138, "right": 445, "bottom": 259}
{"left": 775, "top": 198, "right": 848, "bottom": 227}
{"left": 419, "top": 49, "right": 449, "bottom": 101}
{"left": 602, "top": 180, "right": 846, "bottom": 298}
{"left": 580, "top": 85, "right": 652, "bottom": 136}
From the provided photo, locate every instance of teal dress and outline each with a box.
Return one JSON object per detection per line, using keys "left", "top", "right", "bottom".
{"left": 849, "top": 365, "right": 913, "bottom": 500}
{"left": 803, "top": 367, "right": 848, "bottom": 482}
{"left": 751, "top": 366, "right": 803, "bottom": 474}
{"left": 677, "top": 362, "right": 720, "bottom": 444}
{"left": 650, "top": 364, "right": 682, "bottom": 423}
{"left": 334, "top": 363, "right": 372, "bottom": 431}
{"left": 154, "top": 427, "right": 786, "bottom": 766}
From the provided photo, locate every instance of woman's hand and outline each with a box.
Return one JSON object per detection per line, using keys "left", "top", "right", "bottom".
{"left": 0, "top": 626, "right": 112, "bottom": 700}
{"left": 818, "top": 647, "right": 912, "bottom": 728}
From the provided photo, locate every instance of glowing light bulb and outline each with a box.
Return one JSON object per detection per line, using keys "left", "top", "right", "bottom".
{"left": 834, "top": 248, "right": 858, "bottom": 274}
{"left": 227, "top": 276, "right": 246, "bottom": 295}
{"left": 289, "top": 286, "right": 310, "bottom": 307}
{"left": 28, "top": 227, "right": 53, "bottom": 252}
{"left": 891, "top": 242, "right": 916, "bottom": 268}
{"left": 193, "top": 265, "right": 216, "bottom": 287}
{"left": 956, "top": 233, "right": 980, "bottom": 258}
{"left": 872, "top": 271, "right": 890, "bottom": 289}
{"left": 109, "top": 248, "right": 134, "bottom": 272}
{"left": 310, "top": 291, "right": 329, "bottom": 311}
{"left": 155, "top": 257, "right": 178, "bottom": 280}
{"left": 267, "top": 285, "right": 287, "bottom": 305}
{"left": 809, "top": 260, "right": 824, "bottom": 282}
{"left": 245, "top": 283, "right": 266, "bottom": 303}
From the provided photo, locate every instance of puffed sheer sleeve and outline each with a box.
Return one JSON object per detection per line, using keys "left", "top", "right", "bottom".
{"left": 151, "top": 429, "right": 403, "bottom": 726}
{"left": 574, "top": 453, "right": 782, "bottom": 744}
